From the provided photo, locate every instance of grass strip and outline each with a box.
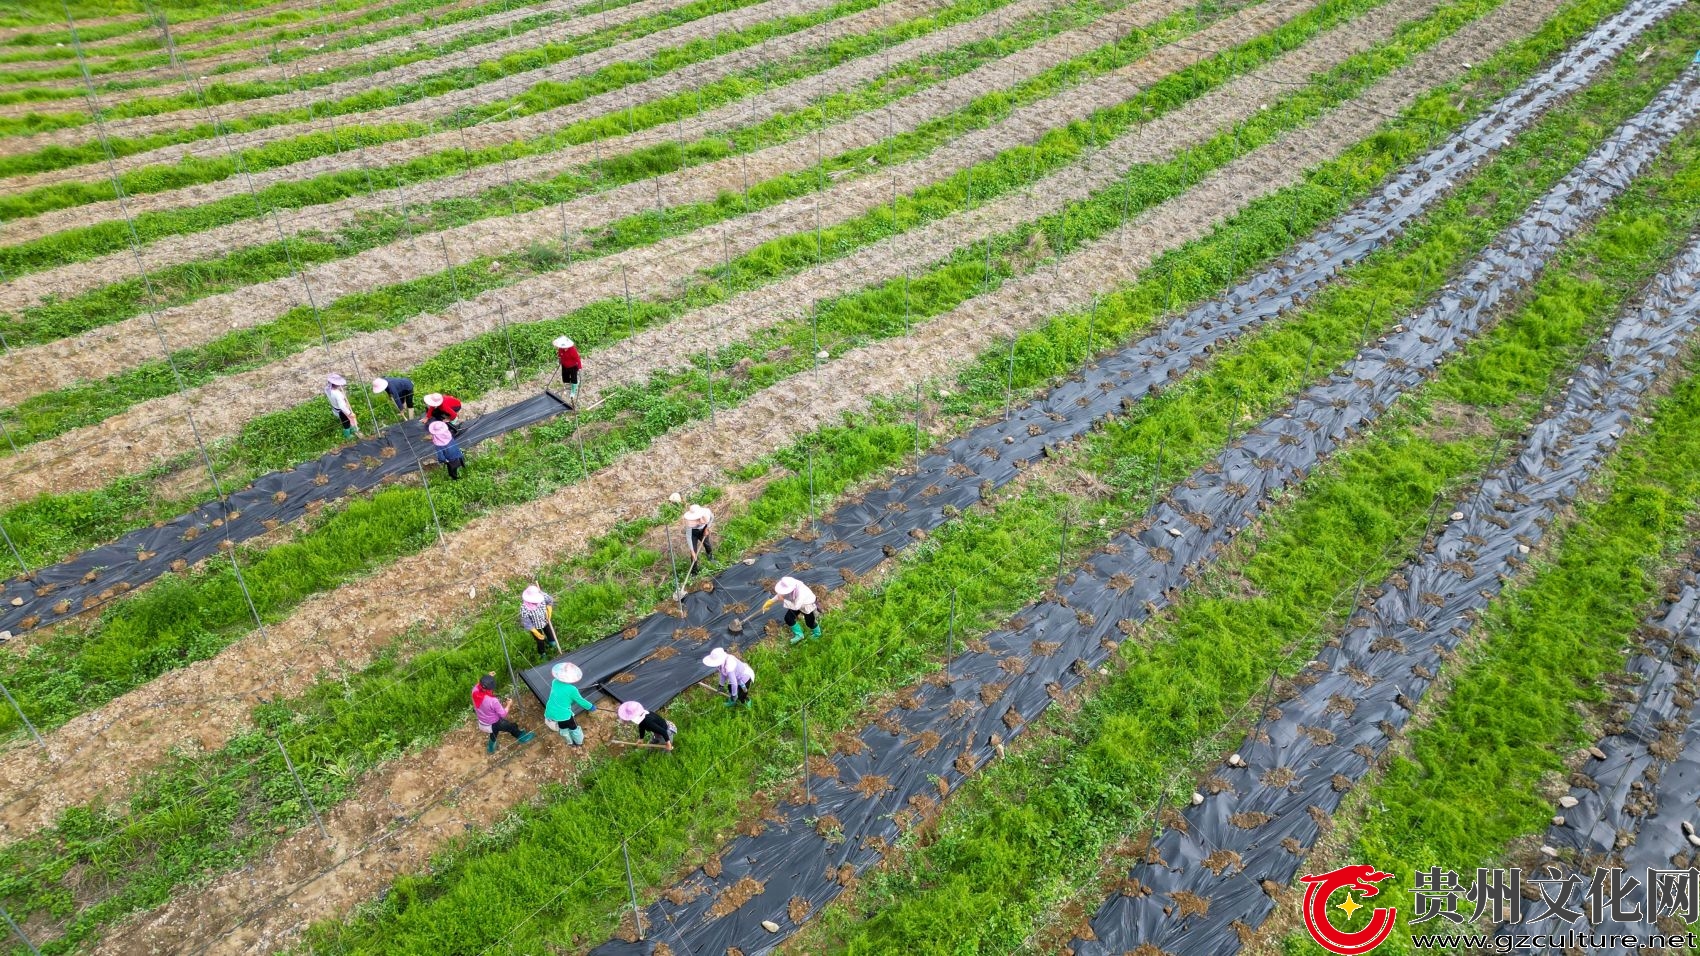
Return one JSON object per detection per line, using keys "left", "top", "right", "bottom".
{"left": 0, "top": 0, "right": 1471, "bottom": 541}
{"left": 0, "top": 0, "right": 875, "bottom": 195}
{"left": 804, "top": 92, "right": 1700, "bottom": 956}
{"left": 0, "top": 0, "right": 1506, "bottom": 734}
{"left": 0, "top": 4, "right": 1628, "bottom": 944}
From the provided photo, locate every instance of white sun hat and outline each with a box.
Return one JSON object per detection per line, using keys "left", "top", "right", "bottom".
{"left": 554, "top": 336, "right": 573, "bottom": 349}
{"left": 774, "top": 576, "right": 800, "bottom": 595}
{"left": 424, "top": 393, "right": 444, "bottom": 407}
{"left": 522, "top": 585, "right": 546, "bottom": 605}
{"left": 702, "top": 647, "right": 728, "bottom": 668}
{"left": 552, "top": 662, "right": 583, "bottom": 685}
{"left": 326, "top": 373, "right": 346, "bottom": 387}
{"left": 371, "top": 378, "right": 388, "bottom": 393}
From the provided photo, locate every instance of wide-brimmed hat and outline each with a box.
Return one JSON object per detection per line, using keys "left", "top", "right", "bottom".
{"left": 326, "top": 373, "right": 347, "bottom": 387}
{"left": 617, "top": 701, "right": 648, "bottom": 723}
{"left": 371, "top": 378, "right": 388, "bottom": 393}
{"left": 522, "top": 585, "right": 546, "bottom": 605}
{"left": 428, "top": 421, "right": 452, "bottom": 446}
{"left": 424, "top": 393, "right": 444, "bottom": 407}
{"left": 774, "top": 576, "right": 800, "bottom": 595}
{"left": 702, "top": 647, "right": 728, "bottom": 668}
{"left": 552, "top": 662, "right": 583, "bottom": 685}
{"left": 554, "top": 336, "right": 573, "bottom": 349}
{"left": 683, "top": 504, "right": 711, "bottom": 523}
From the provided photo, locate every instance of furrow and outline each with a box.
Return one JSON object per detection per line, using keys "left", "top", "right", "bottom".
{"left": 1069, "top": 79, "right": 1700, "bottom": 956}
{"left": 0, "top": 0, "right": 1072, "bottom": 310}
{"left": 0, "top": 0, "right": 1573, "bottom": 856}
{"left": 0, "top": 0, "right": 1299, "bottom": 504}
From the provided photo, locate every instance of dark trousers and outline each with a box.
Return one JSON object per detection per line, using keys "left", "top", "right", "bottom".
{"left": 531, "top": 623, "right": 559, "bottom": 655}
{"left": 557, "top": 714, "right": 579, "bottom": 730}
{"left": 689, "top": 527, "right": 713, "bottom": 569}
{"left": 561, "top": 365, "right": 579, "bottom": 384}
{"left": 443, "top": 455, "right": 465, "bottom": 480}
{"left": 334, "top": 409, "right": 353, "bottom": 429}
{"left": 428, "top": 412, "right": 462, "bottom": 436}
{"left": 393, "top": 389, "right": 414, "bottom": 412}
{"left": 783, "top": 608, "right": 818, "bottom": 629}
{"left": 489, "top": 718, "right": 524, "bottom": 742}
{"left": 726, "top": 682, "right": 750, "bottom": 704}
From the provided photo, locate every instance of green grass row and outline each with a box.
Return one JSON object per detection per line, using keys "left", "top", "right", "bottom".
{"left": 803, "top": 75, "right": 1700, "bottom": 956}
{"left": 286, "top": 19, "right": 1679, "bottom": 953}
{"left": 0, "top": 0, "right": 1465, "bottom": 558}
{"left": 0, "top": 5, "right": 1609, "bottom": 945}
{"left": 0, "top": 0, "right": 870, "bottom": 192}
{"left": 0, "top": 0, "right": 1496, "bottom": 737}
{"left": 0, "top": 0, "right": 637, "bottom": 95}
{"left": 0, "top": 0, "right": 1072, "bottom": 314}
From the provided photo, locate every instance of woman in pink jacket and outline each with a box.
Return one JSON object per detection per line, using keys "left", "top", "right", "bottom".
{"left": 702, "top": 647, "right": 753, "bottom": 707}
{"left": 471, "top": 673, "right": 536, "bottom": 754}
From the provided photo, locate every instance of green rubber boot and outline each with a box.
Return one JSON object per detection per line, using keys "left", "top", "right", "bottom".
{"left": 789, "top": 622, "right": 806, "bottom": 644}
{"left": 811, "top": 625, "right": 822, "bottom": 640}
{"left": 486, "top": 737, "right": 497, "bottom": 754}
{"left": 517, "top": 731, "right": 536, "bottom": 744}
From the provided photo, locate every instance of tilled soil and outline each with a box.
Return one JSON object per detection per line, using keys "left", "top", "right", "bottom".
{"left": 0, "top": 0, "right": 559, "bottom": 113}
{"left": 0, "top": 0, "right": 933, "bottom": 239}
{"left": 0, "top": 7, "right": 1535, "bottom": 850}
{"left": 0, "top": 0, "right": 847, "bottom": 172}
{"left": 0, "top": 0, "right": 1294, "bottom": 497}
{"left": 0, "top": 0, "right": 1076, "bottom": 312}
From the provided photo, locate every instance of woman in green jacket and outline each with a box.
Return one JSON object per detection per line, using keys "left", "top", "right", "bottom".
{"left": 545, "top": 662, "right": 596, "bottom": 747}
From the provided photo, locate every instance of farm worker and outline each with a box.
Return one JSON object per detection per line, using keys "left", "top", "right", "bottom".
{"left": 472, "top": 672, "right": 535, "bottom": 754}
{"left": 702, "top": 647, "right": 753, "bottom": 708}
{"left": 520, "top": 585, "right": 561, "bottom": 658}
{"left": 325, "top": 373, "right": 360, "bottom": 439}
{"left": 762, "top": 576, "right": 820, "bottom": 644}
{"left": 428, "top": 421, "right": 466, "bottom": 480}
{"left": 372, "top": 375, "right": 415, "bottom": 419}
{"left": 544, "top": 661, "right": 595, "bottom": 747}
{"left": 682, "top": 502, "right": 714, "bottom": 574}
{"left": 617, "top": 700, "right": 675, "bottom": 750}
{"left": 423, "top": 392, "right": 464, "bottom": 436}
{"left": 554, "top": 336, "right": 582, "bottom": 405}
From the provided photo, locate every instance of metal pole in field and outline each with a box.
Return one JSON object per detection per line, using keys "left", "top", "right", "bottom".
{"left": 497, "top": 303, "right": 520, "bottom": 379}
{"left": 227, "top": 549, "right": 265, "bottom": 632}
{"left": 914, "top": 383, "right": 923, "bottom": 464}
{"left": 622, "top": 264, "right": 635, "bottom": 337}
{"left": 1149, "top": 439, "right": 1166, "bottom": 512}
{"left": 808, "top": 441, "right": 817, "bottom": 529}
{"left": 277, "top": 737, "right": 330, "bottom": 841}
{"left": 947, "top": 587, "right": 956, "bottom": 660}
{"left": 1, "top": 904, "right": 39, "bottom": 956}
{"left": 1004, "top": 332, "right": 1018, "bottom": 421}
{"left": 665, "top": 526, "right": 682, "bottom": 594}
{"left": 404, "top": 432, "right": 448, "bottom": 548}
{"left": 0, "top": 519, "right": 29, "bottom": 577}
{"left": 0, "top": 679, "right": 45, "bottom": 752}
{"left": 1086, "top": 295, "right": 1099, "bottom": 359}
{"left": 497, "top": 622, "right": 520, "bottom": 692}
{"left": 1056, "top": 507, "right": 1070, "bottom": 586}
{"left": 622, "top": 839, "right": 644, "bottom": 940}
{"left": 801, "top": 702, "right": 810, "bottom": 803}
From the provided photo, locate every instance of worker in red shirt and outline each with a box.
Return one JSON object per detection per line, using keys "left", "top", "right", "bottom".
{"left": 423, "top": 393, "right": 463, "bottom": 436}
{"left": 554, "top": 335, "right": 582, "bottom": 407}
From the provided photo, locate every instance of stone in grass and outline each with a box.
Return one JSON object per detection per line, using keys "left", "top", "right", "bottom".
{"left": 762, "top": 921, "right": 781, "bottom": 933}
{"left": 1191, "top": 792, "right": 1205, "bottom": 806}
{"left": 1553, "top": 816, "right": 1565, "bottom": 826}
{"left": 1558, "top": 795, "right": 1579, "bottom": 809}
{"left": 1227, "top": 753, "right": 1246, "bottom": 768}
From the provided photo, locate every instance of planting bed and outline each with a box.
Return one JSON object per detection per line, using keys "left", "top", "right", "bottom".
{"left": 5, "top": 0, "right": 1698, "bottom": 951}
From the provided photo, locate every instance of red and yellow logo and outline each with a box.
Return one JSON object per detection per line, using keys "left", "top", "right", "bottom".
{"left": 1298, "top": 865, "right": 1398, "bottom": 955}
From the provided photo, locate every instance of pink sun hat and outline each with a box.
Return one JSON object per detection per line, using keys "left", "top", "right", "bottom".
{"left": 774, "top": 576, "right": 801, "bottom": 595}
{"left": 551, "top": 662, "right": 583, "bottom": 685}
{"left": 522, "top": 585, "right": 546, "bottom": 606}
{"left": 427, "top": 420, "right": 452, "bottom": 446}
{"left": 702, "top": 647, "right": 728, "bottom": 668}
{"left": 326, "top": 373, "right": 346, "bottom": 387}
{"left": 617, "top": 701, "right": 648, "bottom": 723}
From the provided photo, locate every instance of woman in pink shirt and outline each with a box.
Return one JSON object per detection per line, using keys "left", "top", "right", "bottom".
{"left": 471, "top": 673, "right": 535, "bottom": 754}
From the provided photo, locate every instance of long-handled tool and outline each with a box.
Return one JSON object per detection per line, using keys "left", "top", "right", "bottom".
{"left": 609, "top": 739, "right": 673, "bottom": 750}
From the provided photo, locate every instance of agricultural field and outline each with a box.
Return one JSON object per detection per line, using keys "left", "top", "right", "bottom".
{"left": 0, "top": 0, "right": 1696, "bottom": 951}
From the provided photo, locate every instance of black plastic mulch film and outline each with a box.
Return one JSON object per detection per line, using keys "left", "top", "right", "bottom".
{"left": 0, "top": 391, "right": 572, "bottom": 636}
{"left": 1071, "top": 130, "right": 1700, "bottom": 956}
{"left": 538, "top": 13, "right": 1694, "bottom": 954}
